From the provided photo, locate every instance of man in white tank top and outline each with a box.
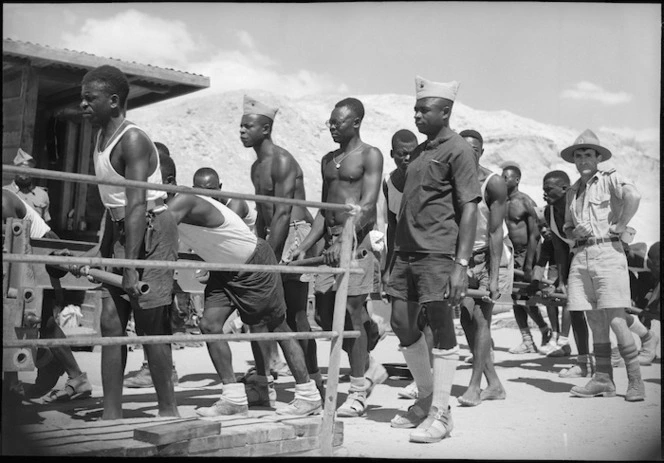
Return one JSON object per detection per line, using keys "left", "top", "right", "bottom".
{"left": 76, "top": 65, "right": 179, "bottom": 420}
{"left": 165, "top": 183, "right": 322, "bottom": 418}
{"left": 457, "top": 129, "right": 512, "bottom": 406}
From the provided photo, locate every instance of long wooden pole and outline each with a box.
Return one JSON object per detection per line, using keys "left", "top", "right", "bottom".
{"left": 3, "top": 330, "right": 361, "bottom": 349}
{"left": 3, "top": 253, "right": 363, "bottom": 275}
{"left": 320, "top": 214, "right": 356, "bottom": 456}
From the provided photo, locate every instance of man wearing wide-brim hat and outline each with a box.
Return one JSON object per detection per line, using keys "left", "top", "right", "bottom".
{"left": 560, "top": 129, "right": 645, "bottom": 402}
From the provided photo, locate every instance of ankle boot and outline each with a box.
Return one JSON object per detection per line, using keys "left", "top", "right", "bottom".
{"left": 570, "top": 372, "right": 616, "bottom": 398}
{"left": 625, "top": 364, "right": 646, "bottom": 402}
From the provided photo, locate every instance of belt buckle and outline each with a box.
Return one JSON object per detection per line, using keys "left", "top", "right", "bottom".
{"left": 586, "top": 237, "right": 596, "bottom": 246}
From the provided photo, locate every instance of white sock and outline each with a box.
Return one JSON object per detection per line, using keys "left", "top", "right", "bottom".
{"left": 557, "top": 335, "right": 569, "bottom": 346}
{"left": 222, "top": 382, "right": 248, "bottom": 406}
{"left": 628, "top": 316, "right": 650, "bottom": 339}
{"left": 400, "top": 333, "right": 434, "bottom": 398}
{"left": 431, "top": 346, "right": 459, "bottom": 411}
{"left": 349, "top": 376, "right": 369, "bottom": 394}
{"left": 294, "top": 379, "right": 321, "bottom": 402}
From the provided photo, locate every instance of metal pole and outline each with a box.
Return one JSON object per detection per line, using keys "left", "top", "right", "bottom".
{"left": 3, "top": 253, "right": 363, "bottom": 275}
{"left": 320, "top": 214, "right": 356, "bottom": 455}
{"left": 3, "top": 165, "right": 353, "bottom": 212}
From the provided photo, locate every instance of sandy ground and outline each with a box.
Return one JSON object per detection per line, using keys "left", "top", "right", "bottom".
{"left": 7, "top": 311, "right": 662, "bottom": 460}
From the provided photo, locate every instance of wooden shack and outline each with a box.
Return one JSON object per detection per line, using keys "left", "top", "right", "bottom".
{"left": 2, "top": 38, "right": 210, "bottom": 240}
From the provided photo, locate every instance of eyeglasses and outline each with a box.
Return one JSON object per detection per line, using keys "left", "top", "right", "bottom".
{"left": 325, "top": 118, "right": 351, "bottom": 129}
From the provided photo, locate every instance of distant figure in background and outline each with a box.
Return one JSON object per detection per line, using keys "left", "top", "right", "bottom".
{"left": 629, "top": 242, "right": 660, "bottom": 364}
{"left": 534, "top": 170, "right": 594, "bottom": 378}
{"left": 561, "top": 129, "right": 644, "bottom": 402}
{"left": 2, "top": 188, "right": 92, "bottom": 403}
{"left": 4, "top": 148, "right": 52, "bottom": 223}
{"left": 457, "top": 129, "right": 512, "bottom": 407}
{"left": 502, "top": 164, "right": 553, "bottom": 353}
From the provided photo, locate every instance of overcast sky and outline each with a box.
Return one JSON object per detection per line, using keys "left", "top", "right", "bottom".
{"left": 3, "top": 2, "right": 661, "bottom": 143}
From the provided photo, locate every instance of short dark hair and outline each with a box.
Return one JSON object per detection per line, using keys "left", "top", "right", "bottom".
{"left": 154, "top": 142, "right": 171, "bottom": 157}
{"left": 193, "top": 167, "right": 220, "bottom": 189}
{"left": 158, "top": 147, "right": 176, "bottom": 183}
{"left": 335, "top": 97, "right": 365, "bottom": 120}
{"left": 503, "top": 165, "right": 522, "bottom": 178}
{"left": 82, "top": 65, "right": 130, "bottom": 107}
{"left": 459, "top": 129, "right": 483, "bottom": 145}
{"left": 391, "top": 129, "right": 418, "bottom": 148}
{"left": 543, "top": 170, "right": 570, "bottom": 186}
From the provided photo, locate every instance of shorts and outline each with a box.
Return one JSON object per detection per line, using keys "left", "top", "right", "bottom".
{"left": 385, "top": 252, "right": 454, "bottom": 304}
{"left": 567, "top": 242, "right": 632, "bottom": 311}
{"left": 513, "top": 246, "right": 527, "bottom": 273}
{"left": 205, "top": 238, "right": 286, "bottom": 327}
{"left": 314, "top": 232, "right": 375, "bottom": 297}
{"left": 468, "top": 243, "right": 514, "bottom": 299}
{"left": 278, "top": 220, "right": 313, "bottom": 282}
{"left": 101, "top": 210, "right": 178, "bottom": 310}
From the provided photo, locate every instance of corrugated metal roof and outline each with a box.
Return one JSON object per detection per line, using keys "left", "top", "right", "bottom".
{"left": 3, "top": 38, "right": 210, "bottom": 87}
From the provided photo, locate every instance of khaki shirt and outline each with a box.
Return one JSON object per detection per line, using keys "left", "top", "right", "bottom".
{"left": 4, "top": 181, "right": 51, "bottom": 222}
{"left": 563, "top": 168, "right": 635, "bottom": 239}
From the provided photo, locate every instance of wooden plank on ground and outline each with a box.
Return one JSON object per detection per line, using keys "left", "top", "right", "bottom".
{"left": 133, "top": 419, "right": 221, "bottom": 445}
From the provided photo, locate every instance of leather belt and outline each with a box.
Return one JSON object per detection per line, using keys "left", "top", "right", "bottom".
{"left": 574, "top": 236, "right": 620, "bottom": 248}
{"left": 107, "top": 198, "right": 166, "bottom": 222}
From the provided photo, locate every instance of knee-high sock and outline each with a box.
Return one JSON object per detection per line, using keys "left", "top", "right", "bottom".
{"left": 627, "top": 316, "right": 651, "bottom": 342}
{"left": 593, "top": 343, "right": 612, "bottom": 379}
{"left": 431, "top": 346, "right": 459, "bottom": 411}
{"left": 618, "top": 343, "right": 640, "bottom": 374}
{"left": 400, "top": 333, "right": 433, "bottom": 398}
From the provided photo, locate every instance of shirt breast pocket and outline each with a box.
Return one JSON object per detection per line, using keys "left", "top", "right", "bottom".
{"left": 588, "top": 192, "right": 611, "bottom": 223}
{"left": 422, "top": 159, "right": 450, "bottom": 192}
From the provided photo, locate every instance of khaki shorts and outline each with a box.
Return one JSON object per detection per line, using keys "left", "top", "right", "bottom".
{"left": 567, "top": 242, "right": 632, "bottom": 311}
{"left": 314, "top": 233, "right": 375, "bottom": 297}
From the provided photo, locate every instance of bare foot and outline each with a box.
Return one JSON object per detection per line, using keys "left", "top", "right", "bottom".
{"left": 480, "top": 386, "right": 506, "bottom": 401}
{"left": 457, "top": 389, "right": 482, "bottom": 407}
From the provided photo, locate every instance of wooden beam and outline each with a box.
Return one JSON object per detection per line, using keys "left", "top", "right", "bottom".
{"left": 74, "top": 119, "right": 92, "bottom": 228}
{"left": 58, "top": 121, "right": 79, "bottom": 230}
{"left": 20, "top": 66, "right": 39, "bottom": 154}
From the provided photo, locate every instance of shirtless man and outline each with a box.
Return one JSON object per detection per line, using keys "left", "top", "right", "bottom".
{"left": 457, "top": 129, "right": 512, "bottom": 406}
{"left": 76, "top": 65, "right": 179, "bottom": 419}
{"left": 502, "top": 165, "right": 553, "bottom": 353}
{"left": 165, "top": 178, "right": 322, "bottom": 417}
{"left": 240, "top": 95, "right": 322, "bottom": 394}
{"left": 291, "top": 97, "right": 385, "bottom": 417}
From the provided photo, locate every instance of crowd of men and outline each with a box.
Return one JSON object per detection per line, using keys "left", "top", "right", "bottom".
{"left": 3, "top": 65, "right": 660, "bottom": 446}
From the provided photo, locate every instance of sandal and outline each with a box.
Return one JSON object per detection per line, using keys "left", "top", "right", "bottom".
{"left": 41, "top": 372, "right": 92, "bottom": 403}
{"left": 337, "top": 391, "right": 367, "bottom": 417}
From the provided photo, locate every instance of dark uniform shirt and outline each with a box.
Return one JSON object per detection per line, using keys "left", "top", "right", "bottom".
{"left": 395, "top": 131, "right": 480, "bottom": 254}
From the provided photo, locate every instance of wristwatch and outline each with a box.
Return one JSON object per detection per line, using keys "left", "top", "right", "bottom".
{"left": 455, "top": 258, "right": 469, "bottom": 267}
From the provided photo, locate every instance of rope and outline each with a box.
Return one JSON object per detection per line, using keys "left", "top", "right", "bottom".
{"left": 2, "top": 253, "right": 365, "bottom": 275}
{"left": 3, "top": 165, "right": 354, "bottom": 212}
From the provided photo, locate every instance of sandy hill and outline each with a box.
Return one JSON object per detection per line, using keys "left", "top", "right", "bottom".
{"left": 129, "top": 90, "right": 660, "bottom": 245}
